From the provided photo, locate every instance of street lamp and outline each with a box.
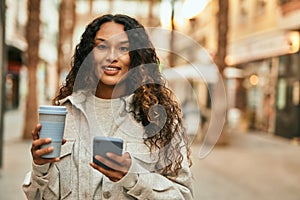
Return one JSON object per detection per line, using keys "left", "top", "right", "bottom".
{"left": 160, "top": 0, "right": 210, "bottom": 28}
{"left": 159, "top": 0, "right": 210, "bottom": 67}
{"left": 181, "top": 0, "right": 211, "bottom": 19}
{"left": 160, "top": 0, "right": 173, "bottom": 29}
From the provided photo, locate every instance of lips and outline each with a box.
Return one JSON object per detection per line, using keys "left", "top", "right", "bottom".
{"left": 102, "top": 65, "right": 121, "bottom": 75}
{"left": 102, "top": 65, "right": 121, "bottom": 71}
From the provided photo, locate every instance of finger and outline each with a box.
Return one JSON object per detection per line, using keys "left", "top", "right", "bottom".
{"left": 106, "top": 152, "right": 131, "bottom": 168}
{"left": 32, "top": 145, "right": 61, "bottom": 162}
{"left": 34, "top": 147, "right": 56, "bottom": 159}
{"left": 90, "top": 162, "right": 110, "bottom": 173}
{"left": 90, "top": 162, "right": 100, "bottom": 170}
{"left": 95, "top": 155, "right": 127, "bottom": 173}
{"left": 107, "top": 152, "right": 130, "bottom": 162}
{"left": 33, "top": 157, "right": 60, "bottom": 166}
{"left": 31, "top": 124, "right": 42, "bottom": 140}
{"left": 90, "top": 162, "right": 123, "bottom": 181}
{"left": 31, "top": 138, "right": 52, "bottom": 151}
{"left": 62, "top": 139, "right": 67, "bottom": 145}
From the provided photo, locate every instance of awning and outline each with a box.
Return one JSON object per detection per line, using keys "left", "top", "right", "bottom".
{"left": 162, "top": 62, "right": 219, "bottom": 83}
{"left": 227, "top": 30, "right": 300, "bottom": 65}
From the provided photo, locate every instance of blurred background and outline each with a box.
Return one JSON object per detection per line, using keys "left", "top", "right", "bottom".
{"left": 0, "top": 0, "right": 300, "bottom": 199}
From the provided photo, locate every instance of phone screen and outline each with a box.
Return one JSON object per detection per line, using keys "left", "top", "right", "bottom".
{"left": 92, "top": 136, "right": 123, "bottom": 170}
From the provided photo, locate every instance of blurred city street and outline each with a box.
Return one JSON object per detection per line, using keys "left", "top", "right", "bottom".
{"left": 1, "top": 0, "right": 300, "bottom": 199}
{"left": 0, "top": 107, "right": 300, "bottom": 200}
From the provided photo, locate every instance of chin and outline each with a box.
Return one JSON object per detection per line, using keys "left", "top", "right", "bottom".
{"left": 99, "top": 78, "right": 119, "bottom": 86}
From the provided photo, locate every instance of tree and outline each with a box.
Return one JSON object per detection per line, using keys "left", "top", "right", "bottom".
{"left": 214, "top": 0, "right": 229, "bottom": 75}
{"left": 213, "top": 0, "right": 229, "bottom": 145}
{"left": 147, "top": 0, "right": 156, "bottom": 26}
{"left": 57, "top": 0, "right": 76, "bottom": 90}
{"left": 169, "top": 0, "right": 176, "bottom": 68}
{"left": 23, "top": 0, "right": 40, "bottom": 139}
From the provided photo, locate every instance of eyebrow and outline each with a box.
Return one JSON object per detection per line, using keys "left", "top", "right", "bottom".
{"left": 95, "top": 38, "right": 129, "bottom": 44}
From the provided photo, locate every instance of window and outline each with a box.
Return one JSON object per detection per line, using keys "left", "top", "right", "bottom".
{"left": 255, "top": 0, "right": 267, "bottom": 16}
{"left": 238, "top": 0, "right": 248, "bottom": 23}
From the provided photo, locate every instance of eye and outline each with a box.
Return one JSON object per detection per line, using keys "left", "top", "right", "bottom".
{"left": 119, "top": 46, "right": 129, "bottom": 52}
{"left": 96, "top": 44, "right": 108, "bottom": 50}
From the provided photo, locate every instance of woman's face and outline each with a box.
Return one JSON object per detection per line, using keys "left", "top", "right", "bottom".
{"left": 93, "top": 21, "right": 130, "bottom": 90}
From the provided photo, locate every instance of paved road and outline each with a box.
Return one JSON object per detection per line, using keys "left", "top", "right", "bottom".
{"left": 1, "top": 108, "right": 300, "bottom": 199}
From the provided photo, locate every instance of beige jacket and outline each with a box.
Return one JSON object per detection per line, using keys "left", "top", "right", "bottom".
{"left": 23, "top": 92, "right": 194, "bottom": 199}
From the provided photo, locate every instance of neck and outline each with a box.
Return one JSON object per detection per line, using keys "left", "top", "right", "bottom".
{"left": 95, "top": 82, "right": 127, "bottom": 99}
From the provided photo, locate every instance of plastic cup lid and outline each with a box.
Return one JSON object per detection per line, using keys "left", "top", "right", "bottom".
{"left": 38, "top": 105, "right": 67, "bottom": 115}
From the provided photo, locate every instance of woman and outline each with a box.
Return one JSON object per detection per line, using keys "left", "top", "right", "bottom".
{"left": 23, "top": 14, "right": 193, "bottom": 199}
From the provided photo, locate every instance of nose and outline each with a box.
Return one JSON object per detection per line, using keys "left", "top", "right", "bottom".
{"left": 106, "top": 47, "right": 118, "bottom": 62}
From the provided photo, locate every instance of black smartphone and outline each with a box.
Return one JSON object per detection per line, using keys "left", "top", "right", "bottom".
{"left": 93, "top": 136, "right": 124, "bottom": 170}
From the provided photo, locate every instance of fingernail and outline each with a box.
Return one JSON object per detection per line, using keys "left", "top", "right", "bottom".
{"left": 95, "top": 155, "right": 101, "bottom": 160}
{"left": 46, "top": 138, "right": 52, "bottom": 142}
{"left": 48, "top": 146, "right": 54, "bottom": 151}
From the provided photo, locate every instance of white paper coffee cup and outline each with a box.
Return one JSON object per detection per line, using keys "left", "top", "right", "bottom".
{"left": 38, "top": 105, "right": 67, "bottom": 158}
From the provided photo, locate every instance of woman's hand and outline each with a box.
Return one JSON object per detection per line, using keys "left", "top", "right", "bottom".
{"left": 31, "top": 124, "right": 66, "bottom": 165}
{"left": 90, "top": 152, "right": 132, "bottom": 182}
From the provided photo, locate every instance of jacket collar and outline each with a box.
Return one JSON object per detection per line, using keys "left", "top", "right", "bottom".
{"left": 59, "top": 91, "right": 90, "bottom": 118}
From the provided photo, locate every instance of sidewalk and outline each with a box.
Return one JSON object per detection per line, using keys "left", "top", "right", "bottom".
{"left": 0, "top": 108, "right": 31, "bottom": 200}
{"left": 0, "top": 108, "right": 300, "bottom": 199}
{"left": 191, "top": 132, "right": 300, "bottom": 200}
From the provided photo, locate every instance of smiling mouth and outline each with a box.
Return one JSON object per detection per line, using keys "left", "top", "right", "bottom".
{"left": 102, "top": 65, "right": 121, "bottom": 71}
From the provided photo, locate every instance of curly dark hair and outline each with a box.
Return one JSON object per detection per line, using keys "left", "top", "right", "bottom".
{"left": 53, "top": 14, "right": 192, "bottom": 176}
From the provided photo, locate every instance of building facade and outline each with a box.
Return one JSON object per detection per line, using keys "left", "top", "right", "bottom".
{"left": 227, "top": 0, "right": 300, "bottom": 139}
{"left": 4, "top": 0, "right": 299, "bottom": 139}
{"left": 5, "top": 0, "right": 27, "bottom": 109}
{"left": 177, "top": 0, "right": 300, "bottom": 139}
{"left": 5, "top": 0, "right": 59, "bottom": 108}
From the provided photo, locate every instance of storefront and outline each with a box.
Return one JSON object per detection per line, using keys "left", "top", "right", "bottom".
{"left": 162, "top": 62, "right": 219, "bottom": 137}
{"left": 275, "top": 53, "right": 300, "bottom": 139}
{"left": 227, "top": 30, "right": 300, "bottom": 138}
{"left": 6, "top": 45, "right": 23, "bottom": 109}
{"left": 237, "top": 58, "right": 277, "bottom": 133}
